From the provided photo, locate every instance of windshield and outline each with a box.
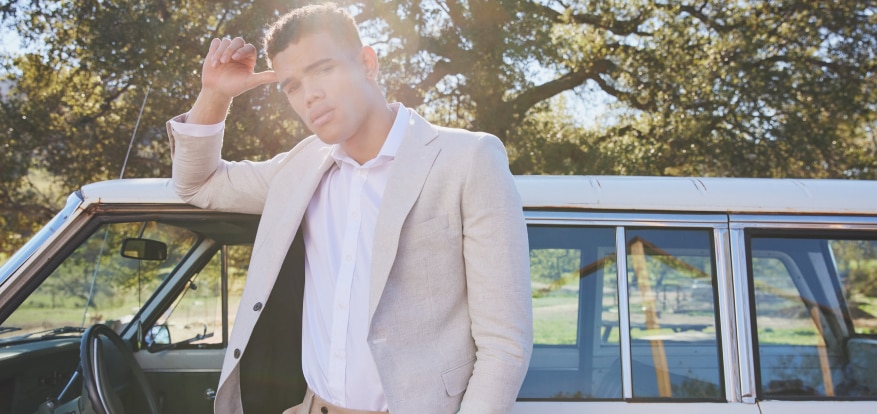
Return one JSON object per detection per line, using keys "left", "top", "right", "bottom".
{"left": 0, "top": 220, "right": 199, "bottom": 343}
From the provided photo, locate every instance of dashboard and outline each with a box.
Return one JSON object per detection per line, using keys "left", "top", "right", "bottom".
{"left": 0, "top": 338, "right": 80, "bottom": 414}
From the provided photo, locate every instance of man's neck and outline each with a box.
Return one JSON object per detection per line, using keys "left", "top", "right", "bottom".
{"left": 342, "top": 103, "right": 397, "bottom": 165}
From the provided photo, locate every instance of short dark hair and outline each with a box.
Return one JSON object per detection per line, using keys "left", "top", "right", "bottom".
{"left": 263, "top": 3, "right": 362, "bottom": 68}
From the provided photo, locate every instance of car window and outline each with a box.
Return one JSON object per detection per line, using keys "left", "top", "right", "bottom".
{"left": 520, "top": 224, "right": 723, "bottom": 401}
{"left": 750, "top": 234, "right": 877, "bottom": 399}
{"left": 0, "top": 221, "right": 198, "bottom": 342}
{"left": 521, "top": 225, "right": 621, "bottom": 400}
{"left": 625, "top": 228, "right": 723, "bottom": 399}
{"left": 147, "top": 244, "right": 251, "bottom": 349}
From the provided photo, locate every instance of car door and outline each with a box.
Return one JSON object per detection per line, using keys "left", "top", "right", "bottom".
{"left": 132, "top": 243, "right": 254, "bottom": 413}
{"left": 116, "top": 216, "right": 258, "bottom": 414}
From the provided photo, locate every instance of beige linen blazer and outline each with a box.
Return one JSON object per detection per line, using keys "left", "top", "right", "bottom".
{"left": 167, "top": 109, "right": 532, "bottom": 414}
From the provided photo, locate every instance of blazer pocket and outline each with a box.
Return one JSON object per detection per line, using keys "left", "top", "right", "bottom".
{"left": 403, "top": 214, "right": 449, "bottom": 242}
{"left": 441, "top": 357, "right": 475, "bottom": 397}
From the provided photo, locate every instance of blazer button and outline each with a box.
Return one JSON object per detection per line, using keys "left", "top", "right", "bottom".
{"left": 233, "top": 348, "right": 241, "bottom": 359}
{"left": 253, "top": 302, "right": 263, "bottom": 311}
{"left": 320, "top": 407, "right": 328, "bottom": 414}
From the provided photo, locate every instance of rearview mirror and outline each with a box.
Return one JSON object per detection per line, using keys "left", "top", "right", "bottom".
{"left": 121, "top": 238, "right": 168, "bottom": 261}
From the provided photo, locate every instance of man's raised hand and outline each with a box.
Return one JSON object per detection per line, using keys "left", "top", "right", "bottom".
{"left": 188, "top": 37, "right": 277, "bottom": 125}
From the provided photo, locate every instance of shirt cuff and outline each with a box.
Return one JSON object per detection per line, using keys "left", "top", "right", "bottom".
{"left": 169, "top": 118, "right": 224, "bottom": 137}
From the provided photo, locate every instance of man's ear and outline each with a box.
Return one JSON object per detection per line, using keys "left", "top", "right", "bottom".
{"left": 360, "top": 45, "right": 379, "bottom": 80}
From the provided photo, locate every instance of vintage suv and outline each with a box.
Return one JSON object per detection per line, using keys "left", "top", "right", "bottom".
{"left": 0, "top": 176, "right": 875, "bottom": 413}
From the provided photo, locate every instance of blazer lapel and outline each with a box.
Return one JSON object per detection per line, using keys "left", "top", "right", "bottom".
{"left": 254, "top": 141, "right": 334, "bottom": 283}
{"left": 369, "top": 112, "right": 440, "bottom": 322}
{"left": 279, "top": 144, "right": 335, "bottom": 224}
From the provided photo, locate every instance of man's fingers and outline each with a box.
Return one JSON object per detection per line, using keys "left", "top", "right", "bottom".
{"left": 206, "top": 38, "right": 220, "bottom": 59}
{"left": 231, "top": 42, "right": 258, "bottom": 62}
{"left": 207, "top": 37, "right": 259, "bottom": 69}
{"left": 219, "top": 37, "right": 246, "bottom": 64}
{"left": 211, "top": 37, "right": 231, "bottom": 67}
{"left": 249, "top": 70, "right": 278, "bottom": 88}
{"left": 205, "top": 38, "right": 221, "bottom": 67}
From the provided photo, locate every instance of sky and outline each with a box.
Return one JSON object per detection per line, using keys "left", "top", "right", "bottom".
{"left": 1, "top": 22, "right": 22, "bottom": 55}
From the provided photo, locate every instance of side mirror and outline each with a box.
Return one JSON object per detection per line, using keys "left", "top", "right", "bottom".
{"left": 146, "top": 324, "right": 172, "bottom": 352}
{"left": 121, "top": 238, "right": 168, "bottom": 261}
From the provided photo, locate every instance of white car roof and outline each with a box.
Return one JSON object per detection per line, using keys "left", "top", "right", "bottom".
{"left": 79, "top": 176, "right": 877, "bottom": 216}
{"left": 515, "top": 175, "right": 877, "bottom": 215}
{"left": 80, "top": 178, "right": 185, "bottom": 205}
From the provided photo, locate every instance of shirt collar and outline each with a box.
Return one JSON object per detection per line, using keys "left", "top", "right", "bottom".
{"left": 330, "top": 102, "right": 409, "bottom": 168}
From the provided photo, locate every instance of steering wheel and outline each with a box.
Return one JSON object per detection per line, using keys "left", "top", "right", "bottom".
{"left": 79, "top": 324, "right": 161, "bottom": 414}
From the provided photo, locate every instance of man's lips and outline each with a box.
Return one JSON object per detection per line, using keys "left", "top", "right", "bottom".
{"left": 309, "top": 108, "right": 334, "bottom": 127}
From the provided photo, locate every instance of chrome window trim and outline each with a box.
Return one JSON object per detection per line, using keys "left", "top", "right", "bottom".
{"left": 730, "top": 227, "right": 756, "bottom": 403}
{"left": 715, "top": 227, "right": 741, "bottom": 403}
{"left": 615, "top": 226, "right": 633, "bottom": 399}
{"left": 525, "top": 211, "right": 727, "bottom": 227}
{"left": 729, "top": 214, "right": 877, "bottom": 229}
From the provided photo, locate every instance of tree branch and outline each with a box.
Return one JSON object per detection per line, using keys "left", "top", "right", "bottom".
{"left": 529, "top": 2, "right": 651, "bottom": 36}
{"left": 668, "top": 2, "right": 742, "bottom": 34}
{"left": 393, "top": 59, "right": 457, "bottom": 107}
{"left": 506, "top": 59, "right": 612, "bottom": 120}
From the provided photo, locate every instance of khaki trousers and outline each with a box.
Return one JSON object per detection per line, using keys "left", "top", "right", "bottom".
{"left": 282, "top": 388, "right": 390, "bottom": 414}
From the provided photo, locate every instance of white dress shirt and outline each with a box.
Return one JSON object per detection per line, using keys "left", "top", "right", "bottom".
{"left": 170, "top": 103, "right": 410, "bottom": 411}
{"left": 301, "top": 103, "right": 408, "bottom": 411}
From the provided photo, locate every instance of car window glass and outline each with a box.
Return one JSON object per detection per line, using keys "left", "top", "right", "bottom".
{"left": 520, "top": 225, "right": 622, "bottom": 400}
{"left": 751, "top": 235, "right": 877, "bottom": 399}
{"left": 148, "top": 244, "right": 251, "bottom": 349}
{"left": 830, "top": 240, "right": 877, "bottom": 336}
{"left": 0, "top": 221, "right": 198, "bottom": 341}
{"left": 625, "top": 228, "right": 723, "bottom": 399}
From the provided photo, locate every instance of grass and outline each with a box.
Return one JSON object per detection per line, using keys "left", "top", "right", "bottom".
{"left": 533, "top": 295, "right": 578, "bottom": 345}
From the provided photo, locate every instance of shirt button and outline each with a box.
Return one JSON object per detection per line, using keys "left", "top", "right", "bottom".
{"left": 233, "top": 348, "right": 241, "bottom": 359}
{"left": 252, "top": 302, "right": 263, "bottom": 311}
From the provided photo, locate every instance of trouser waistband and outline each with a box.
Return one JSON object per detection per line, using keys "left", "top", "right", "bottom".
{"left": 302, "top": 388, "right": 390, "bottom": 414}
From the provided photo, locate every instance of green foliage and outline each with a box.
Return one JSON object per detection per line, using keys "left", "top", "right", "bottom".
{"left": 1, "top": 0, "right": 876, "bottom": 259}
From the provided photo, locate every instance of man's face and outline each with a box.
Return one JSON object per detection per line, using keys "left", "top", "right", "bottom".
{"left": 272, "top": 32, "right": 373, "bottom": 145}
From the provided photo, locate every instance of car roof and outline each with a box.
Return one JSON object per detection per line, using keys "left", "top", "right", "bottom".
{"left": 79, "top": 176, "right": 877, "bottom": 215}
{"left": 516, "top": 175, "right": 877, "bottom": 215}
{"left": 80, "top": 178, "right": 186, "bottom": 206}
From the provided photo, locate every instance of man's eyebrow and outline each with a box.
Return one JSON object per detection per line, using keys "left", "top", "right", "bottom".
{"left": 279, "top": 58, "right": 333, "bottom": 90}
{"left": 304, "top": 58, "right": 333, "bottom": 74}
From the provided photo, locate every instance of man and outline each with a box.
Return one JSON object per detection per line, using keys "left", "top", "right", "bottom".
{"left": 167, "top": 4, "right": 532, "bottom": 413}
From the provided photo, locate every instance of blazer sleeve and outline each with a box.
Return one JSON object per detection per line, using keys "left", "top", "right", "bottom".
{"left": 457, "top": 135, "right": 533, "bottom": 413}
{"left": 167, "top": 113, "right": 282, "bottom": 214}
